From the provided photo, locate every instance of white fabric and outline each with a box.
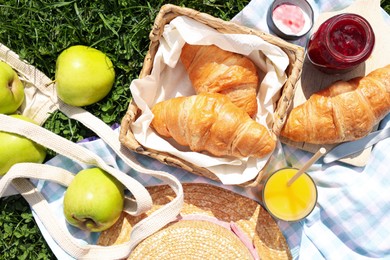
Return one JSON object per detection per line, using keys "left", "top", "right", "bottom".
{"left": 130, "top": 16, "right": 289, "bottom": 184}
{"left": 0, "top": 43, "right": 185, "bottom": 259}
{"left": 0, "top": 43, "right": 58, "bottom": 125}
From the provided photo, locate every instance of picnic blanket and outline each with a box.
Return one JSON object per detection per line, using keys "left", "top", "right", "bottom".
{"left": 32, "top": 0, "right": 390, "bottom": 259}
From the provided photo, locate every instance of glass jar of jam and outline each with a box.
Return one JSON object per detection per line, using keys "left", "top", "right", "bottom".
{"left": 306, "top": 13, "right": 375, "bottom": 74}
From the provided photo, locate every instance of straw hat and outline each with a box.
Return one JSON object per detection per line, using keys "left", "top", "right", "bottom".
{"left": 98, "top": 183, "right": 291, "bottom": 259}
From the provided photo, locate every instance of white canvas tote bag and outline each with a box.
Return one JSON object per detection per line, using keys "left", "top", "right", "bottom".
{"left": 0, "top": 43, "right": 184, "bottom": 259}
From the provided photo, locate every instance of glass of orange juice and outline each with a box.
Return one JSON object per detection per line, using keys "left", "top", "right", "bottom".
{"left": 262, "top": 167, "right": 317, "bottom": 222}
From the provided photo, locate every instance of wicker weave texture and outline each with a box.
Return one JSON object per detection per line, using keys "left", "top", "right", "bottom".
{"left": 119, "top": 4, "right": 304, "bottom": 186}
{"left": 98, "top": 183, "right": 292, "bottom": 259}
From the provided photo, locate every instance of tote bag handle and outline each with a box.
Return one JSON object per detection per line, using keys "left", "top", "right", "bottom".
{"left": 0, "top": 115, "right": 184, "bottom": 259}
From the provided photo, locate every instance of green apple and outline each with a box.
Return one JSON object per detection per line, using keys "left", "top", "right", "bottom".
{"left": 55, "top": 45, "right": 115, "bottom": 107}
{"left": 0, "top": 114, "right": 46, "bottom": 175}
{"left": 0, "top": 61, "right": 25, "bottom": 114}
{"left": 63, "top": 167, "right": 124, "bottom": 232}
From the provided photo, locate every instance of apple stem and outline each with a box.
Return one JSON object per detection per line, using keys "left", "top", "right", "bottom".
{"left": 45, "top": 80, "right": 56, "bottom": 88}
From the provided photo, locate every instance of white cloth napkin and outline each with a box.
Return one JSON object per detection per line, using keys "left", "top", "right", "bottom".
{"left": 129, "top": 15, "right": 289, "bottom": 184}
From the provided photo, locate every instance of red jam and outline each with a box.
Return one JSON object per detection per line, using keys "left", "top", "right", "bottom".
{"left": 307, "top": 13, "right": 375, "bottom": 74}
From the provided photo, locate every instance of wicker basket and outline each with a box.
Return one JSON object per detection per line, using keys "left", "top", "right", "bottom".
{"left": 119, "top": 4, "right": 304, "bottom": 187}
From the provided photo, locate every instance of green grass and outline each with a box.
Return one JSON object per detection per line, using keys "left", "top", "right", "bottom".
{"left": 0, "top": 0, "right": 389, "bottom": 259}
{"left": 0, "top": 196, "right": 54, "bottom": 259}
{"left": 0, "top": 0, "right": 249, "bottom": 259}
{"left": 383, "top": 0, "right": 390, "bottom": 13}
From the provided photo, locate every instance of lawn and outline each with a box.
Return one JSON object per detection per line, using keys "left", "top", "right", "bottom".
{"left": 1, "top": 0, "right": 389, "bottom": 259}
{"left": 0, "top": 1, "right": 249, "bottom": 259}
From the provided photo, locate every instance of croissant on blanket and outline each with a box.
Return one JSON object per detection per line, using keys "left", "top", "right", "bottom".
{"left": 281, "top": 65, "right": 390, "bottom": 144}
{"left": 151, "top": 93, "right": 275, "bottom": 159}
{"left": 180, "top": 44, "right": 259, "bottom": 118}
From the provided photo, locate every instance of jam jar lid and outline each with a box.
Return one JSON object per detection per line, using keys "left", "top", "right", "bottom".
{"left": 267, "top": 0, "right": 314, "bottom": 40}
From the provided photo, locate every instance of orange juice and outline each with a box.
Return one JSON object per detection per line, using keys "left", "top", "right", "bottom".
{"left": 262, "top": 168, "right": 317, "bottom": 221}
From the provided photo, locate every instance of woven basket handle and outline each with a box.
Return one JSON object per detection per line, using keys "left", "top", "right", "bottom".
{"left": 0, "top": 114, "right": 184, "bottom": 259}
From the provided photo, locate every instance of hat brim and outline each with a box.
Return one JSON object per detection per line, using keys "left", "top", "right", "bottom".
{"left": 98, "top": 183, "right": 291, "bottom": 259}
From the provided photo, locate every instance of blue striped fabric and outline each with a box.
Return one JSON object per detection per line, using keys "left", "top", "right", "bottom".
{"left": 33, "top": 1, "right": 390, "bottom": 259}
{"left": 233, "top": 1, "right": 390, "bottom": 259}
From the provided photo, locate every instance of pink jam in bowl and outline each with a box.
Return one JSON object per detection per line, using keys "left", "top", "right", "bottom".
{"left": 272, "top": 3, "right": 306, "bottom": 35}
{"left": 267, "top": 0, "right": 313, "bottom": 40}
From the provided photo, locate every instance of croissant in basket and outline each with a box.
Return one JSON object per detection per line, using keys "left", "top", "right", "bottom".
{"left": 180, "top": 44, "right": 259, "bottom": 118}
{"left": 151, "top": 93, "right": 276, "bottom": 159}
{"left": 281, "top": 64, "right": 390, "bottom": 144}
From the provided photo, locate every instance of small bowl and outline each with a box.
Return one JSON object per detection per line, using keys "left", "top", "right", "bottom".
{"left": 267, "top": 0, "right": 314, "bottom": 40}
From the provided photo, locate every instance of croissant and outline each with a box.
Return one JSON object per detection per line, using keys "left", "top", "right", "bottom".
{"left": 180, "top": 44, "right": 259, "bottom": 118}
{"left": 151, "top": 93, "right": 275, "bottom": 159}
{"left": 281, "top": 64, "right": 390, "bottom": 144}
